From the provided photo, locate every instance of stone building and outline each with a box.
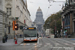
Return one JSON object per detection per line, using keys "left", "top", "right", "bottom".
{"left": 34, "top": 7, "right": 44, "bottom": 36}
{"left": 0, "top": 0, "right": 32, "bottom": 39}
{"left": 61, "top": 0, "right": 75, "bottom": 37}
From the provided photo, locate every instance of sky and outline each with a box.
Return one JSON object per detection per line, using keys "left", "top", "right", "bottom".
{"left": 27, "top": 0, "right": 66, "bottom": 22}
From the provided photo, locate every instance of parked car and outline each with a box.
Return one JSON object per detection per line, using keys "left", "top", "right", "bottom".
{"left": 47, "top": 36, "right": 50, "bottom": 38}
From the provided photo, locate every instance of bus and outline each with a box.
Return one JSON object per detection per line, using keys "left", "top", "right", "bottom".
{"left": 23, "top": 27, "right": 38, "bottom": 42}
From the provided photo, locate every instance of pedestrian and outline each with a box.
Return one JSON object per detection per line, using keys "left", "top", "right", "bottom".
{"left": 20, "top": 34, "right": 22, "bottom": 38}
{"left": 5, "top": 34, "right": 8, "bottom": 42}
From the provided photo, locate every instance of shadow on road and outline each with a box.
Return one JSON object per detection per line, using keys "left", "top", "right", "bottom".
{"left": 22, "top": 41, "right": 37, "bottom": 43}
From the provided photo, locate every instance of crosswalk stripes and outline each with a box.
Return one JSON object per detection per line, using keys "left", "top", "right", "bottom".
{"left": 20, "top": 43, "right": 42, "bottom": 46}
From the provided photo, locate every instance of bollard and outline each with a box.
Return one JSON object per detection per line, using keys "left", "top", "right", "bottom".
{"left": 15, "top": 40, "right": 17, "bottom": 44}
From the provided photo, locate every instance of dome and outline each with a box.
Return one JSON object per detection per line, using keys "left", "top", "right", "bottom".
{"left": 37, "top": 7, "right": 42, "bottom": 12}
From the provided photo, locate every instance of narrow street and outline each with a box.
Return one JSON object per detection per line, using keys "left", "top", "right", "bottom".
{"left": 0, "top": 37, "right": 75, "bottom": 50}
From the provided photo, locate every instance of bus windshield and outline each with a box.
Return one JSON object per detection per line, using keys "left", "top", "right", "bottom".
{"left": 23, "top": 30, "right": 37, "bottom": 37}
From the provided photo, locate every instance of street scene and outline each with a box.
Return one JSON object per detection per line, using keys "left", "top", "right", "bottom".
{"left": 0, "top": 0, "right": 75, "bottom": 50}
{"left": 0, "top": 38, "right": 75, "bottom": 50}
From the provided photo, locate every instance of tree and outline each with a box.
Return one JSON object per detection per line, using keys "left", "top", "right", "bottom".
{"left": 44, "top": 11, "right": 61, "bottom": 34}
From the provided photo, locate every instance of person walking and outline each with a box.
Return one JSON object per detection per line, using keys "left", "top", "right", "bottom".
{"left": 5, "top": 34, "right": 8, "bottom": 42}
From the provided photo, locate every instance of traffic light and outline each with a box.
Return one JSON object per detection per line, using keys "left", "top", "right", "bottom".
{"left": 15, "top": 24, "right": 18, "bottom": 30}
{"left": 13, "top": 21, "right": 16, "bottom": 30}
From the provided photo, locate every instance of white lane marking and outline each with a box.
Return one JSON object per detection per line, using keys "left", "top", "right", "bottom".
{"left": 20, "top": 44, "right": 24, "bottom": 45}
{"left": 55, "top": 39, "right": 75, "bottom": 46}
{"left": 64, "top": 43, "right": 69, "bottom": 45}
{"left": 46, "top": 43, "right": 50, "bottom": 45}
{"left": 44, "top": 45, "right": 47, "bottom": 47}
{"left": 39, "top": 37, "right": 42, "bottom": 39}
{"left": 55, "top": 43, "right": 60, "bottom": 46}
{"left": 36, "top": 43, "right": 42, "bottom": 47}
{"left": 38, "top": 43, "right": 42, "bottom": 46}
{"left": 26, "top": 43, "right": 30, "bottom": 45}
{"left": 59, "top": 39, "right": 75, "bottom": 45}
{"left": 33, "top": 44, "right": 36, "bottom": 45}
{"left": 20, "top": 43, "right": 30, "bottom": 45}
{"left": 37, "top": 38, "right": 39, "bottom": 44}
{"left": 44, "top": 43, "right": 53, "bottom": 47}
{"left": 72, "top": 43, "right": 75, "bottom": 45}
{"left": 33, "top": 43, "right": 37, "bottom": 45}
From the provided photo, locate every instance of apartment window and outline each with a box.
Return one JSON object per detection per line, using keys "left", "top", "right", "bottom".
{"left": 74, "top": 13, "right": 75, "bottom": 17}
{"left": 7, "top": 8, "right": 11, "bottom": 16}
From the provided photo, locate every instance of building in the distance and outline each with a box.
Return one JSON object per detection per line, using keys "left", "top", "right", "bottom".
{"left": 34, "top": 7, "right": 44, "bottom": 36}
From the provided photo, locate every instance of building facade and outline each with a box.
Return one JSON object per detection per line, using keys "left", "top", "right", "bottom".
{"left": 0, "top": 0, "right": 9, "bottom": 40}
{"left": 61, "top": 0, "right": 75, "bottom": 37}
{"left": 34, "top": 7, "right": 44, "bottom": 36}
{"left": 0, "top": 0, "right": 32, "bottom": 39}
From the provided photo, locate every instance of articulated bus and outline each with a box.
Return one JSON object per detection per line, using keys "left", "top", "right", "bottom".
{"left": 23, "top": 27, "right": 38, "bottom": 42}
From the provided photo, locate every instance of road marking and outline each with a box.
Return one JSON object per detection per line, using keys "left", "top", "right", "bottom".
{"left": 20, "top": 44, "right": 24, "bottom": 45}
{"left": 55, "top": 43, "right": 60, "bottom": 46}
{"left": 46, "top": 43, "right": 50, "bottom": 45}
{"left": 33, "top": 43, "right": 37, "bottom": 45}
{"left": 39, "top": 37, "right": 42, "bottom": 39}
{"left": 24, "top": 43, "right": 26, "bottom": 45}
{"left": 26, "top": 43, "right": 30, "bottom": 45}
{"left": 20, "top": 43, "right": 30, "bottom": 45}
{"left": 64, "top": 43, "right": 69, "bottom": 45}
{"left": 34, "top": 46, "right": 37, "bottom": 47}
{"left": 37, "top": 39, "right": 39, "bottom": 44}
{"left": 59, "top": 39, "right": 75, "bottom": 44}
{"left": 44, "top": 45, "right": 47, "bottom": 47}
{"left": 72, "top": 43, "right": 75, "bottom": 45}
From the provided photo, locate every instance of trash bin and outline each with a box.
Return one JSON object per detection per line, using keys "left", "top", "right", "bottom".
{"left": 2, "top": 37, "right": 5, "bottom": 43}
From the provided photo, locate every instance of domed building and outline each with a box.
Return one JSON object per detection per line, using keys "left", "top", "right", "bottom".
{"left": 34, "top": 7, "right": 44, "bottom": 36}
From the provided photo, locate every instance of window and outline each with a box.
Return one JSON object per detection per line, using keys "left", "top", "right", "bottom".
{"left": 6, "top": 8, "right": 11, "bottom": 16}
{"left": 74, "top": 13, "right": 75, "bottom": 17}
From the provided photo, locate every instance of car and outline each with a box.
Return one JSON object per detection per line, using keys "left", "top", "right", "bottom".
{"left": 47, "top": 36, "right": 50, "bottom": 38}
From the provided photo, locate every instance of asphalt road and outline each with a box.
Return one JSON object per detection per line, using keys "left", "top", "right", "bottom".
{"left": 0, "top": 37, "right": 75, "bottom": 50}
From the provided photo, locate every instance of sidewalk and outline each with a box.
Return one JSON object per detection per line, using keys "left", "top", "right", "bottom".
{"left": 0, "top": 38, "right": 23, "bottom": 46}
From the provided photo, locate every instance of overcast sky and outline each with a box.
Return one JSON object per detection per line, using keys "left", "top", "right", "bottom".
{"left": 27, "top": 0, "right": 66, "bottom": 22}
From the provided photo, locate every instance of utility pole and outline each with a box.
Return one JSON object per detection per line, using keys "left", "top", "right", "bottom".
{"left": 54, "top": 20, "right": 56, "bottom": 34}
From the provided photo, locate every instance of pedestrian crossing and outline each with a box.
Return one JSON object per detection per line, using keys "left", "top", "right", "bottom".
{"left": 20, "top": 43, "right": 42, "bottom": 46}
